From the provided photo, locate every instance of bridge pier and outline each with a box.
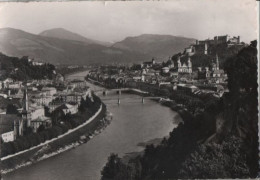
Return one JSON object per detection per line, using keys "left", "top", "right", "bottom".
{"left": 117, "top": 90, "right": 122, "bottom": 95}
{"left": 142, "top": 97, "right": 144, "bottom": 104}
{"left": 117, "top": 98, "right": 120, "bottom": 105}
{"left": 103, "top": 91, "right": 107, "bottom": 96}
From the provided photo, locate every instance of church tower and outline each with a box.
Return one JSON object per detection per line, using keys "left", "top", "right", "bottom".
{"left": 204, "top": 43, "right": 208, "bottom": 55}
{"left": 216, "top": 54, "right": 219, "bottom": 70}
{"left": 177, "top": 56, "right": 181, "bottom": 67}
{"left": 187, "top": 57, "right": 192, "bottom": 73}
{"left": 22, "top": 88, "right": 31, "bottom": 129}
{"left": 177, "top": 56, "right": 182, "bottom": 72}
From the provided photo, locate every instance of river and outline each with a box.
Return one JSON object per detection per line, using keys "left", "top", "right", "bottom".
{"left": 3, "top": 71, "right": 181, "bottom": 180}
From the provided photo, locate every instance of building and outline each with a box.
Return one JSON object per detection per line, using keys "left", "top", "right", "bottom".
{"left": 184, "top": 46, "right": 196, "bottom": 56}
{"left": 197, "top": 54, "right": 227, "bottom": 83}
{"left": 70, "top": 80, "right": 88, "bottom": 88}
{"left": 31, "top": 116, "right": 52, "bottom": 133}
{"left": 141, "top": 58, "right": 156, "bottom": 68}
{"left": 162, "top": 67, "right": 170, "bottom": 74}
{"left": 8, "top": 82, "right": 23, "bottom": 89}
{"left": 196, "top": 35, "right": 240, "bottom": 45}
{"left": 31, "top": 94, "right": 53, "bottom": 106}
{"left": 51, "top": 102, "right": 79, "bottom": 122}
{"left": 165, "top": 57, "right": 175, "bottom": 68}
{"left": 21, "top": 88, "right": 31, "bottom": 134}
{"left": 57, "top": 89, "right": 90, "bottom": 104}
{"left": 41, "top": 87, "right": 57, "bottom": 96}
{"left": 55, "top": 103, "right": 79, "bottom": 116}
{"left": 21, "top": 88, "right": 52, "bottom": 134}
{"left": 55, "top": 73, "right": 65, "bottom": 84}
{"left": 0, "top": 114, "right": 22, "bottom": 142}
{"left": 176, "top": 84, "right": 198, "bottom": 93}
{"left": 177, "top": 56, "right": 192, "bottom": 74}
{"left": 2, "top": 78, "right": 14, "bottom": 88}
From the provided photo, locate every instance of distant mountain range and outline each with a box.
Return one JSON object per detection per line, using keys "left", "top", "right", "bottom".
{"left": 39, "top": 28, "right": 112, "bottom": 47}
{"left": 113, "top": 34, "right": 196, "bottom": 59}
{"left": 0, "top": 27, "right": 195, "bottom": 65}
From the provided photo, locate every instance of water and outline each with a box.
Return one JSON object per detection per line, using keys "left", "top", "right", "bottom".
{"left": 3, "top": 71, "right": 181, "bottom": 180}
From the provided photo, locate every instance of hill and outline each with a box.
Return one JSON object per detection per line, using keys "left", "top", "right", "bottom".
{"left": 0, "top": 28, "right": 150, "bottom": 65}
{"left": 113, "top": 34, "right": 196, "bottom": 60}
{"left": 171, "top": 43, "right": 246, "bottom": 69}
{"left": 0, "top": 53, "right": 55, "bottom": 81}
{"left": 101, "top": 41, "right": 258, "bottom": 179}
{"left": 39, "top": 28, "right": 111, "bottom": 46}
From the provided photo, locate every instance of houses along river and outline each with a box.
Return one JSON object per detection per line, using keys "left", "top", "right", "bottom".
{"left": 4, "top": 71, "right": 181, "bottom": 180}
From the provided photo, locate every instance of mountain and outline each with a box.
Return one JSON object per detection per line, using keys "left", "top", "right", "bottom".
{"left": 0, "top": 28, "right": 150, "bottom": 65}
{"left": 113, "top": 34, "right": 196, "bottom": 60}
{"left": 39, "top": 28, "right": 111, "bottom": 46}
{"left": 0, "top": 28, "right": 196, "bottom": 65}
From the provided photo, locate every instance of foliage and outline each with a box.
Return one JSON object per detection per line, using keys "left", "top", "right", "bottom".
{"left": 101, "top": 41, "right": 258, "bottom": 179}
{"left": 6, "top": 104, "right": 19, "bottom": 114}
{"left": 0, "top": 54, "right": 55, "bottom": 81}
{"left": 171, "top": 43, "right": 244, "bottom": 69}
{"left": 1, "top": 94, "right": 102, "bottom": 158}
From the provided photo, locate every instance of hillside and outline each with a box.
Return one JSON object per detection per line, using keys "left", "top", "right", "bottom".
{"left": 113, "top": 34, "right": 196, "bottom": 60}
{"left": 39, "top": 28, "right": 111, "bottom": 46}
{"left": 171, "top": 43, "right": 246, "bottom": 69}
{"left": 0, "top": 28, "right": 150, "bottom": 65}
{"left": 101, "top": 41, "right": 258, "bottom": 179}
{"left": 0, "top": 53, "right": 55, "bottom": 81}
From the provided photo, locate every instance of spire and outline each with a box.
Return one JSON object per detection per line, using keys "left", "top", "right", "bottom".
{"left": 204, "top": 43, "right": 208, "bottom": 55}
{"left": 177, "top": 56, "right": 181, "bottom": 67}
{"left": 216, "top": 54, "right": 219, "bottom": 70}
{"left": 188, "top": 57, "right": 192, "bottom": 67}
{"left": 23, "top": 88, "right": 29, "bottom": 112}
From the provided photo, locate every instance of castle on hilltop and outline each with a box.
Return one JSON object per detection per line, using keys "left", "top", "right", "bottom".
{"left": 184, "top": 35, "right": 242, "bottom": 56}
{"left": 196, "top": 35, "right": 240, "bottom": 46}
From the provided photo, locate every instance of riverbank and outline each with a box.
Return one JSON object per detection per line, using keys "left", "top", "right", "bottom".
{"left": 1, "top": 103, "right": 109, "bottom": 175}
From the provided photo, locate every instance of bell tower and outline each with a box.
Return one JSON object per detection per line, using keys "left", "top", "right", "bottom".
{"left": 22, "top": 88, "right": 31, "bottom": 129}
{"left": 187, "top": 57, "right": 192, "bottom": 73}
{"left": 216, "top": 54, "right": 219, "bottom": 70}
{"left": 204, "top": 43, "right": 208, "bottom": 55}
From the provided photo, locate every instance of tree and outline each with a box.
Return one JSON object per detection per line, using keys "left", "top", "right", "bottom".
{"left": 6, "top": 104, "right": 19, "bottom": 114}
{"left": 224, "top": 40, "right": 258, "bottom": 134}
{"left": 79, "top": 98, "right": 86, "bottom": 113}
{"left": 37, "top": 124, "right": 45, "bottom": 132}
{"left": 101, "top": 154, "right": 127, "bottom": 180}
{"left": 223, "top": 40, "right": 258, "bottom": 176}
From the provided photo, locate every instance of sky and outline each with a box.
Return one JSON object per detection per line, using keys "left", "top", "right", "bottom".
{"left": 0, "top": 0, "right": 258, "bottom": 43}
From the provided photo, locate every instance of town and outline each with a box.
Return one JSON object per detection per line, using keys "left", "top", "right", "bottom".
{"left": 0, "top": 56, "right": 102, "bottom": 157}
{"left": 0, "top": 34, "right": 244, "bottom": 146}
{"left": 88, "top": 35, "right": 244, "bottom": 99}
{"left": 1, "top": 33, "right": 257, "bottom": 180}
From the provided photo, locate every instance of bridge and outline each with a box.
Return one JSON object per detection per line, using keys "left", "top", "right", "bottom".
{"left": 93, "top": 88, "right": 149, "bottom": 96}
{"left": 65, "top": 75, "right": 87, "bottom": 81}
{"left": 101, "top": 96, "right": 162, "bottom": 105}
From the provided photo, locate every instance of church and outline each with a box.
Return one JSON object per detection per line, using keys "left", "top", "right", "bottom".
{"left": 177, "top": 56, "right": 192, "bottom": 74}
{"left": 198, "top": 54, "right": 227, "bottom": 83}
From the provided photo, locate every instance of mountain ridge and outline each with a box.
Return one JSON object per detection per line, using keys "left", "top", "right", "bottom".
{"left": 113, "top": 34, "right": 196, "bottom": 60}
{"left": 39, "top": 28, "right": 112, "bottom": 47}
{"left": 0, "top": 27, "right": 196, "bottom": 65}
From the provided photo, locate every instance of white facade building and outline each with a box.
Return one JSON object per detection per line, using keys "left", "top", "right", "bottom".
{"left": 177, "top": 56, "right": 192, "bottom": 73}
{"left": 1, "top": 131, "right": 15, "bottom": 142}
